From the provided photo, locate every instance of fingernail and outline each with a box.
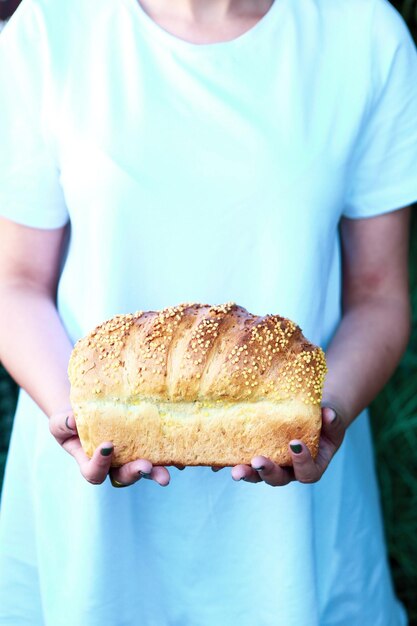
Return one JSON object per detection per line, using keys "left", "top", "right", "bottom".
{"left": 139, "top": 471, "right": 152, "bottom": 479}
{"left": 290, "top": 444, "right": 303, "bottom": 454}
{"left": 253, "top": 465, "right": 265, "bottom": 472}
{"left": 240, "top": 476, "right": 246, "bottom": 481}
{"left": 111, "top": 479, "right": 125, "bottom": 489}
{"left": 329, "top": 409, "right": 338, "bottom": 422}
{"left": 65, "top": 416, "right": 75, "bottom": 431}
{"left": 100, "top": 447, "right": 113, "bottom": 457}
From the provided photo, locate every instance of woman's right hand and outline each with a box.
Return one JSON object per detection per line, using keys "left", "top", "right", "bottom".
{"left": 49, "top": 409, "right": 171, "bottom": 487}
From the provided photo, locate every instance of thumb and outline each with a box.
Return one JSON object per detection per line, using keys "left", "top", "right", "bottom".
{"left": 49, "top": 409, "right": 78, "bottom": 445}
{"left": 321, "top": 406, "right": 345, "bottom": 449}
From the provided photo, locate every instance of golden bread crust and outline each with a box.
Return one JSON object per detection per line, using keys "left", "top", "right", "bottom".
{"left": 68, "top": 303, "right": 327, "bottom": 466}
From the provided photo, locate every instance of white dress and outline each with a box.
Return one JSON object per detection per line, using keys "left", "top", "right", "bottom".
{"left": 1, "top": 0, "right": 417, "bottom": 624}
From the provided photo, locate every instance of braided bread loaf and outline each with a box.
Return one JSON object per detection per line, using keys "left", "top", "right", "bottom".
{"left": 68, "top": 303, "right": 327, "bottom": 467}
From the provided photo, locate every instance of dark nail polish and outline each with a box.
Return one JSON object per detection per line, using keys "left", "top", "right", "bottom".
{"left": 65, "top": 416, "right": 75, "bottom": 431}
{"left": 240, "top": 476, "right": 246, "bottom": 481}
{"left": 290, "top": 444, "right": 302, "bottom": 454}
{"left": 253, "top": 466, "right": 265, "bottom": 472}
{"left": 140, "top": 471, "right": 151, "bottom": 478}
{"left": 100, "top": 447, "right": 113, "bottom": 457}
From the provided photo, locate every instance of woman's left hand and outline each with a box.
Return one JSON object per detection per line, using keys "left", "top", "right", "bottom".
{"left": 230, "top": 406, "right": 346, "bottom": 486}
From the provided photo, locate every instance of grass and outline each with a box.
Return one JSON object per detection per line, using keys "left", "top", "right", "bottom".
{"left": 0, "top": 363, "right": 17, "bottom": 492}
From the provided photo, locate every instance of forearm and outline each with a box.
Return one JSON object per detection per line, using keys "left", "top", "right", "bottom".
{"left": 0, "top": 281, "right": 73, "bottom": 416}
{"left": 323, "top": 295, "right": 411, "bottom": 428}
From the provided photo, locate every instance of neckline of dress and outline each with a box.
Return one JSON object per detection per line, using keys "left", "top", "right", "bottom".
{"left": 123, "top": 0, "right": 281, "bottom": 51}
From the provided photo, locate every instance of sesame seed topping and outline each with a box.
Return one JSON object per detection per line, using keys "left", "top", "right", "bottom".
{"left": 71, "top": 303, "right": 326, "bottom": 405}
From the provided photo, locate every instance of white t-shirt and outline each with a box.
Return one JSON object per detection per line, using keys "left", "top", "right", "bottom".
{"left": 1, "top": 0, "right": 417, "bottom": 624}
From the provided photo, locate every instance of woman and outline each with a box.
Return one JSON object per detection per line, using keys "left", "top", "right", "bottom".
{"left": 0, "top": 0, "right": 416, "bottom": 624}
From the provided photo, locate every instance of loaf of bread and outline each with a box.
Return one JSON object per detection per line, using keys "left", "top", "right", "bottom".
{"left": 68, "top": 303, "right": 327, "bottom": 467}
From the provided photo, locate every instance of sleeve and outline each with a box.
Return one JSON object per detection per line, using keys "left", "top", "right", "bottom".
{"left": 0, "top": 0, "right": 69, "bottom": 229}
{"left": 343, "top": 0, "right": 417, "bottom": 219}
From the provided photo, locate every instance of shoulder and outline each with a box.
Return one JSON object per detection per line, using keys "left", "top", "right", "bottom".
{"left": 314, "top": 0, "right": 401, "bottom": 20}
{"left": 17, "top": 0, "right": 107, "bottom": 18}
{"left": 309, "top": 0, "right": 416, "bottom": 83}
{"left": 0, "top": 0, "right": 118, "bottom": 73}
{"left": 370, "top": 0, "right": 412, "bottom": 36}
{"left": 311, "top": 0, "right": 411, "bottom": 42}
{"left": 287, "top": 0, "right": 414, "bottom": 69}
{"left": 366, "top": 0, "right": 417, "bottom": 88}
{"left": 1, "top": 0, "right": 114, "bottom": 43}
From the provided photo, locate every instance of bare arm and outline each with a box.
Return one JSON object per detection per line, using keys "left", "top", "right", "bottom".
{"left": 323, "top": 208, "right": 411, "bottom": 425}
{"left": 232, "top": 207, "right": 411, "bottom": 484}
{"left": 0, "top": 217, "right": 170, "bottom": 486}
{"left": 0, "top": 218, "right": 73, "bottom": 415}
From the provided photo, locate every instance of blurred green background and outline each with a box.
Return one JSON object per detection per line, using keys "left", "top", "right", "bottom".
{"left": 1, "top": 0, "right": 417, "bottom": 622}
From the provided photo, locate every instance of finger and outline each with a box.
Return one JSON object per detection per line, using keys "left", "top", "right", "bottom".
{"left": 312, "top": 406, "right": 346, "bottom": 475}
{"left": 78, "top": 442, "right": 114, "bottom": 485}
{"left": 289, "top": 441, "right": 321, "bottom": 483}
{"left": 231, "top": 464, "right": 262, "bottom": 483}
{"left": 148, "top": 465, "right": 171, "bottom": 486}
{"left": 110, "top": 458, "right": 153, "bottom": 488}
{"left": 113, "top": 462, "right": 171, "bottom": 487}
{"left": 110, "top": 462, "right": 146, "bottom": 488}
{"left": 321, "top": 406, "right": 345, "bottom": 450}
{"left": 56, "top": 438, "right": 113, "bottom": 486}
{"left": 250, "top": 456, "right": 294, "bottom": 486}
{"left": 49, "top": 411, "right": 78, "bottom": 445}
{"left": 109, "top": 475, "right": 127, "bottom": 488}
{"left": 50, "top": 411, "right": 114, "bottom": 485}
{"left": 61, "top": 433, "right": 90, "bottom": 465}
{"left": 65, "top": 413, "right": 77, "bottom": 432}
